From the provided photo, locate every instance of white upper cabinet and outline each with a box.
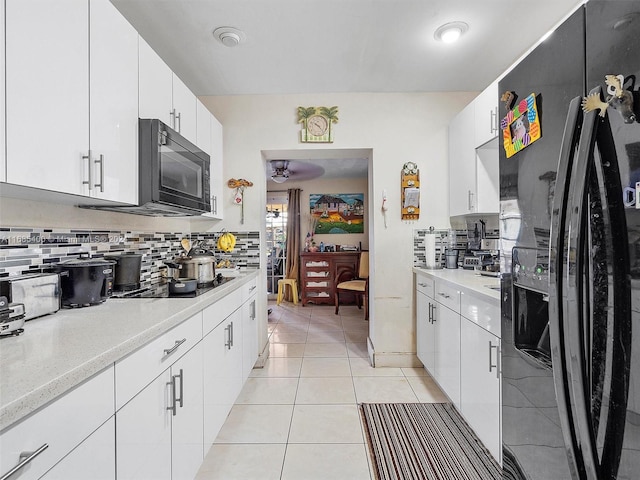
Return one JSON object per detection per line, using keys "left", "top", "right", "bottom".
{"left": 6, "top": 0, "right": 89, "bottom": 196}
{"left": 196, "top": 100, "right": 212, "bottom": 156}
{"left": 203, "top": 115, "right": 224, "bottom": 219}
{"left": 5, "top": 0, "right": 138, "bottom": 204}
{"left": 449, "top": 102, "right": 476, "bottom": 216}
{"left": 172, "top": 75, "right": 197, "bottom": 145}
{"left": 474, "top": 80, "right": 499, "bottom": 148}
{"left": 89, "top": 0, "right": 138, "bottom": 204}
{"left": 449, "top": 83, "right": 500, "bottom": 217}
{"left": 138, "top": 37, "right": 174, "bottom": 127}
{"left": 138, "top": 38, "right": 197, "bottom": 145}
{"left": 0, "top": 0, "right": 5, "bottom": 183}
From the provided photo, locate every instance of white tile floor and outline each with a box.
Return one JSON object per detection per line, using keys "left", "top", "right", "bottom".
{"left": 195, "top": 302, "right": 448, "bottom": 480}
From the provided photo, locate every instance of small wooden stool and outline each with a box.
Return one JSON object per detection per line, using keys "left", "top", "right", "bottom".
{"left": 277, "top": 279, "right": 298, "bottom": 305}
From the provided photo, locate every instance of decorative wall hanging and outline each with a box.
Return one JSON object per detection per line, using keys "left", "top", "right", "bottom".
{"left": 297, "top": 106, "right": 338, "bottom": 143}
{"left": 501, "top": 92, "right": 541, "bottom": 158}
{"left": 401, "top": 162, "right": 420, "bottom": 220}
{"left": 309, "top": 193, "right": 364, "bottom": 234}
{"left": 227, "top": 178, "right": 253, "bottom": 224}
{"left": 582, "top": 74, "right": 637, "bottom": 124}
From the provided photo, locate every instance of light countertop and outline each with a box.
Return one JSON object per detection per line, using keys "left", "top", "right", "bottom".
{"left": 413, "top": 267, "right": 500, "bottom": 303}
{"left": 0, "top": 271, "right": 258, "bottom": 432}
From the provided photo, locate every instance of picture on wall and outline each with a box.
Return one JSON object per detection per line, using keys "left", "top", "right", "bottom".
{"left": 309, "top": 193, "right": 364, "bottom": 234}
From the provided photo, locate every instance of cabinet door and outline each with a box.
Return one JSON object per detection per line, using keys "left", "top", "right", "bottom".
{"left": 474, "top": 80, "right": 499, "bottom": 148}
{"left": 203, "top": 308, "right": 243, "bottom": 448}
{"left": 203, "top": 114, "right": 224, "bottom": 218}
{"left": 0, "top": 1, "right": 5, "bottom": 183}
{"left": 138, "top": 37, "right": 173, "bottom": 127}
{"left": 448, "top": 102, "right": 476, "bottom": 216}
{"left": 171, "top": 343, "right": 204, "bottom": 480}
{"left": 172, "top": 74, "right": 197, "bottom": 144}
{"left": 460, "top": 319, "right": 501, "bottom": 462}
{"left": 196, "top": 100, "right": 212, "bottom": 155}
{"left": 116, "top": 369, "right": 172, "bottom": 480}
{"left": 475, "top": 143, "right": 499, "bottom": 213}
{"left": 89, "top": 0, "right": 138, "bottom": 204}
{"left": 416, "top": 290, "right": 434, "bottom": 372}
{"left": 5, "top": 0, "right": 89, "bottom": 195}
{"left": 0, "top": 367, "right": 114, "bottom": 480}
{"left": 434, "top": 303, "right": 461, "bottom": 408}
{"left": 242, "top": 294, "right": 258, "bottom": 381}
{"left": 42, "top": 417, "right": 115, "bottom": 480}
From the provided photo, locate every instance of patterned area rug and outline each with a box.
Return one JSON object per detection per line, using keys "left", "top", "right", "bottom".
{"left": 360, "top": 403, "right": 502, "bottom": 480}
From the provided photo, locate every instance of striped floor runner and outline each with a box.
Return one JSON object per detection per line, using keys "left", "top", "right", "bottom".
{"left": 360, "top": 403, "right": 502, "bottom": 480}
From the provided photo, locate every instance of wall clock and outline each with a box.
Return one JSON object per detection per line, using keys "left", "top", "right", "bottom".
{"left": 298, "top": 106, "right": 338, "bottom": 143}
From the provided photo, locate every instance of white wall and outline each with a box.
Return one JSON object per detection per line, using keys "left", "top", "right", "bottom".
{"left": 202, "top": 91, "right": 475, "bottom": 367}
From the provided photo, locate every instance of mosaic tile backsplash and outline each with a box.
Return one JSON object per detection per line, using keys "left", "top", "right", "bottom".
{"left": 0, "top": 227, "right": 260, "bottom": 286}
{"left": 413, "top": 228, "right": 500, "bottom": 268}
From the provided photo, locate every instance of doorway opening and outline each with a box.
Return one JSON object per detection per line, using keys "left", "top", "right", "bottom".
{"left": 266, "top": 191, "right": 288, "bottom": 299}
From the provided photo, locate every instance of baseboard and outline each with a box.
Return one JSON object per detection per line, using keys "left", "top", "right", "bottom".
{"left": 373, "top": 352, "right": 423, "bottom": 368}
{"left": 253, "top": 340, "right": 270, "bottom": 369}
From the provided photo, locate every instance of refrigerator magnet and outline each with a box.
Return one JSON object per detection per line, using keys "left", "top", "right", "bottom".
{"left": 501, "top": 92, "right": 542, "bottom": 158}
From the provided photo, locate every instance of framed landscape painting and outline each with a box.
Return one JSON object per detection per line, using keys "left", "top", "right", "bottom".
{"left": 309, "top": 193, "right": 364, "bottom": 234}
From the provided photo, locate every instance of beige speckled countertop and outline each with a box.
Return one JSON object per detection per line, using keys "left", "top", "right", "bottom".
{"left": 0, "top": 271, "right": 258, "bottom": 432}
{"left": 413, "top": 267, "right": 500, "bottom": 303}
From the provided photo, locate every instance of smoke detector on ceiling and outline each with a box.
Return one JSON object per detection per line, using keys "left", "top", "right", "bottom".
{"left": 213, "top": 27, "right": 246, "bottom": 47}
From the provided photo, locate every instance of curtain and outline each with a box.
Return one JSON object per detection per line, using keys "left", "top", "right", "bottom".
{"left": 284, "top": 188, "right": 301, "bottom": 301}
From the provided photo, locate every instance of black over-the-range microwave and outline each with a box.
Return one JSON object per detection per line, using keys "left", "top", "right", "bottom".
{"left": 87, "top": 119, "right": 211, "bottom": 217}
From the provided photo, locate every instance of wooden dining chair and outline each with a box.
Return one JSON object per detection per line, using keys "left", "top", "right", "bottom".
{"left": 334, "top": 251, "right": 369, "bottom": 320}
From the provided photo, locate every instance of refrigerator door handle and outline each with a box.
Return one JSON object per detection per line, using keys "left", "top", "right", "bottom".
{"left": 549, "top": 94, "right": 588, "bottom": 479}
{"left": 589, "top": 87, "right": 632, "bottom": 480}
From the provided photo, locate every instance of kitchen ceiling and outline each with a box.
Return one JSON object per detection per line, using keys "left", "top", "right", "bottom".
{"left": 111, "top": 0, "right": 584, "bottom": 96}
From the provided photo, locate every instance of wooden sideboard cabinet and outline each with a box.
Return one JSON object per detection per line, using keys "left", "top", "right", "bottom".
{"left": 300, "top": 252, "right": 360, "bottom": 306}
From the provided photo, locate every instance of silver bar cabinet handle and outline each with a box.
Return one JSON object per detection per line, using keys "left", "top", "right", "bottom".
{"left": 224, "top": 325, "right": 231, "bottom": 349}
{"left": 164, "top": 338, "right": 187, "bottom": 356}
{"left": 94, "top": 154, "right": 104, "bottom": 192}
{"left": 490, "top": 107, "right": 498, "bottom": 134}
{"left": 167, "top": 376, "right": 177, "bottom": 416}
{"left": 174, "top": 368, "right": 184, "bottom": 409}
{"left": 176, "top": 112, "right": 181, "bottom": 133}
{"left": 229, "top": 321, "right": 234, "bottom": 347}
{"left": 170, "top": 109, "right": 176, "bottom": 129}
{"left": 82, "top": 150, "right": 93, "bottom": 191}
{"left": 489, "top": 341, "right": 499, "bottom": 375}
{"left": 1, "top": 443, "right": 49, "bottom": 480}
{"left": 250, "top": 300, "right": 256, "bottom": 319}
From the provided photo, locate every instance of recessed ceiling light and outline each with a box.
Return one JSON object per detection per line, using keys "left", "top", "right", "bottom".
{"left": 434, "top": 21, "right": 468, "bottom": 44}
{"left": 212, "top": 27, "right": 246, "bottom": 47}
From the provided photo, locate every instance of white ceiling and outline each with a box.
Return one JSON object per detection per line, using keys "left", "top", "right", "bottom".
{"left": 111, "top": 0, "right": 583, "bottom": 96}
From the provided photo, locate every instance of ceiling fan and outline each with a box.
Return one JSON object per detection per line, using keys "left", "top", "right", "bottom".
{"left": 267, "top": 159, "right": 324, "bottom": 184}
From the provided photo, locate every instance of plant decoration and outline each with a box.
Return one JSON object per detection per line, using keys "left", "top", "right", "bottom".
{"left": 227, "top": 178, "right": 253, "bottom": 224}
{"left": 297, "top": 106, "right": 339, "bottom": 143}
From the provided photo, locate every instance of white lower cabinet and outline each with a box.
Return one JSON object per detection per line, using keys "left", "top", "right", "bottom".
{"left": 0, "top": 366, "right": 115, "bottom": 480}
{"left": 203, "top": 307, "right": 243, "bottom": 448}
{"left": 242, "top": 280, "right": 258, "bottom": 381}
{"left": 434, "top": 302, "right": 461, "bottom": 408}
{"left": 41, "top": 417, "right": 115, "bottom": 480}
{"left": 170, "top": 342, "right": 204, "bottom": 480}
{"left": 116, "top": 369, "right": 172, "bottom": 480}
{"left": 415, "top": 271, "right": 501, "bottom": 464}
{"left": 460, "top": 318, "right": 501, "bottom": 463}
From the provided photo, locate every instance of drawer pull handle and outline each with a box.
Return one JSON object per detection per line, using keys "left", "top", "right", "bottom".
{"left": 164, "top": 338, "right": 187, "bottom": 356}
{"left": 489, "top": 341, "right": 499, "bottom": 377}
{"left": 418, "top": 282, "right": 428, "bottom": 287}
{"left": 438, "top": 292, "right": 451, "bottom": 299}
{"left": 1, "top": 443, "right": 49, "bottom": 480}
{"left": 249, "top": 285, "right": 257, "bottom": 292}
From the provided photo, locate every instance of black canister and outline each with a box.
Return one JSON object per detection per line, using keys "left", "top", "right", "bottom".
{"left": 106, "top": 253, "right": 143, "bottom": 291}
{"left": 52, "top": 256, "right": 116, "bottom": 307}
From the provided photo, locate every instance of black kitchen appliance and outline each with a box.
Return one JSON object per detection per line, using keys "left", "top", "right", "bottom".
{"left": 500, "top": 1, "right": 640, "bottom": 479}
{"left": 112, "top": 274, "right": 230, "bottom": 299}
{"left": 105, "top": 252, "right": 143, "bottom": 292}
{"left": 52, "top": 256, "right": 115, "bottom": 307}
{"left": 0, "top": 296, "right": 26, "bottom": 336}
{"left": 85, "top": 119, "right": 210, "bottom": 216}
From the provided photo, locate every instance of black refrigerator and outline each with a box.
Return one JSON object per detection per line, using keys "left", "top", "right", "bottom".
{"left": 499, "top": 1, "right": 640, "bottom": 479}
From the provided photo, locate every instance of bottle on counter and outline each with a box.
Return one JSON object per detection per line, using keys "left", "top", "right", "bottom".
{"left": 320, "top": 242, "right": 325, "bottom": 252}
